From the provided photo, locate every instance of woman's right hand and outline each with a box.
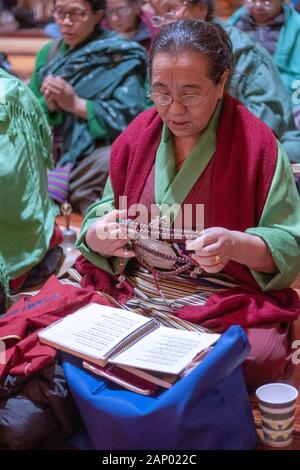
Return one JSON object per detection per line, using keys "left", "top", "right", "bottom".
{"left": 41, "top": 75, "right": 59, "bottom": 111}
{"left": 85, "top": 210, "right": 136, "bottom": 259}
{"left": 44, "top": 95, "right": 59, "bottom": 112}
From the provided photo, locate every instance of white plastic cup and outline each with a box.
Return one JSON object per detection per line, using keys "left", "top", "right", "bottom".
{"left": 256, "top": 383, "right": 299, "bottom": 448}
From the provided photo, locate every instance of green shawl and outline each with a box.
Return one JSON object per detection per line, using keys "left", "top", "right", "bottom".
{"left": 39, "top": 29, "right": 147, "bottom": 165}
{"left": 0, "top": 68, "right": 58, "bottom": 280}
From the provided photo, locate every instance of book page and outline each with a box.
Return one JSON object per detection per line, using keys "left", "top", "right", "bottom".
{"left": 111, "top": 327, "right": 220, "bottom": 375}
{"left": 38, "top": 304, "right": 154, "bottom": 361}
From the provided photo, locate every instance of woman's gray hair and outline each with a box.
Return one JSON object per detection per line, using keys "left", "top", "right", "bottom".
{"left": 149, "top": 19, "right": 233, "bottom": 83}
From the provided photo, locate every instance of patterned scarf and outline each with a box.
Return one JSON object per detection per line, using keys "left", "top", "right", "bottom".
{"left": 39, "top": 28, "right": 147, "bottom": 165}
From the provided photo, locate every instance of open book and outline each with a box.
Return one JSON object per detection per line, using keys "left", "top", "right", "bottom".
{"left": 38, "top": 303, "right": 220, "bottom": 384}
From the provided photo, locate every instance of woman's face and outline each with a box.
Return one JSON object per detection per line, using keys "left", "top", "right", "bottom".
{"left": 246, "top": 0, "right": 283, "bottom": 24}
{"left": 168, "top": 0, "right": 208, "bottom": 21}
{"left": 148, "top": 0, "right": 173, "bottom": 16}
{"left": 54, "top": 0, "right": 104, "bottom": 48}
{"left": 151, "top": 51, "right": 228, "bottom": 140}
{"left": 105, "top": 0, "right": 139, "bottom": 34}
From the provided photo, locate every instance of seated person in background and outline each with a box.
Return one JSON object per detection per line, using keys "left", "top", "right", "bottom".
{"left": 103, "top": 0, "right": 159, "bottom": 50}
{"left": 0, "top": 0, "right": 18, "bottom": 32}
{"left": 213, "top": 0, "right": 243, "bottom": 19}
{"left": 12, "top": 0, "right": 53, "bottom": 28}
{"left": 77, "top": 20, "right": 300, "bottom": 388}
{"left": 228, "top": 0, "right": 300, "bottom": 129}
{"left": 0, "top": 67, "right": 62, "bottom": 300}
{"left": 29, "top": 0, "right": 147, "bottom": 215}
{"left": 147, "top": 0, "right": 173, "bottom": 15}
{"left": 167, "top": 0, "right": 300, "bottom": 162}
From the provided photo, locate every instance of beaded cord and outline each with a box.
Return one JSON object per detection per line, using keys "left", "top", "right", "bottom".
{"left": 117, "top": 219, "right": 203, "bottom": 307}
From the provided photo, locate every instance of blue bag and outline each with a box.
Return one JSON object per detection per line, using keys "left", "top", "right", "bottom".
{"left": 63, "top": 325, "right": 258, "bottom": 450}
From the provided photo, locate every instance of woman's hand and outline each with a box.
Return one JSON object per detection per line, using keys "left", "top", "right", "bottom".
{"left": 41, "top": 76, "right": 87, "bottom": 118}
{"left": 41, "top": 75, "right": 60, "bottom": 111}
{"left": 86, "top": 210, "right": 136, "bottom": 259}
{"left": 42, "top": 76, "right": 77, "bottom": 113}
{"left": 186, "top": 227, "right": 237, "bottom": 273}
{"left": 186, "top": 227, "right": 277, "bottom": 274}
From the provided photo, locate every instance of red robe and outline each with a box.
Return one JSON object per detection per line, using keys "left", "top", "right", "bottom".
{"left": 77, "top": 93, "right": 300, "bottom": 334}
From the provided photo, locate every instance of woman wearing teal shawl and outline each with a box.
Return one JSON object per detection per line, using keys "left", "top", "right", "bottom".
{"left": 30, "top": 0, "right": 147, "bottom": 214}
{"left": 228, "top": 1, "right": 300, "bottom": 126}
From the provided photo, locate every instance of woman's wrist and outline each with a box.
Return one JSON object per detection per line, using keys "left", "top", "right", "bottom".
{"left": 86, "top": 222, "right": 103, "bottom": 254}
{"left": 230, "top": 231, "right": 277, "bottom": 273}
{"left": 73, "top": 95, "right": 88, "bottom": 119}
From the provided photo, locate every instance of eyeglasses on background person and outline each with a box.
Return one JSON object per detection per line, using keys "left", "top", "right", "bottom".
{"left": 150, "top": 11, "right": 177, "bottom": 27}
{"left": 244, "top": 0, "right": 274, "bottom": 10}
{"left": 52, "top": 7, "right": 93, "bottom": 22}
{"left": 105, "top": 5, "right": 132, "bottom": 17}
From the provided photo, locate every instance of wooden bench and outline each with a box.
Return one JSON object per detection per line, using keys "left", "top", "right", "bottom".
{"left": 0, "top": 29, "right": 48, "bottom": 78}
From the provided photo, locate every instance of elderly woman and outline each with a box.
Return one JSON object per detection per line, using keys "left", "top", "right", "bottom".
{"left": 165, "top": 0, "right": 300, "bottom": 162}
{"left": 103, "top": 0, "right": 158, "bottom": 50}
{"left": 29, "top": 0, "right": 147, "bottom": 214}
{"left": 0, "top": 67, "right": 62, "bottom": 305}
{"left": 228, "top": 0, "right": 300, "bottom": 128}
{"left": 76, "top": 20, "right": 300, "bottom": 388}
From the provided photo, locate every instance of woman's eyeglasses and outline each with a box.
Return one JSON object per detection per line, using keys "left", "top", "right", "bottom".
{"left": 244, "top": 0, "right": 274, "bottom": 10}
{"left": 52, "top": 8, "right": 93, "bottom": 23}
{"left": 151, "top": 12, "right": 177, "bottom": 27}
{"left": 147, "top": 82, "right": 215, "bottom": 107}
{"left": 105, "top": 6, "right": 132, "bottom": 18}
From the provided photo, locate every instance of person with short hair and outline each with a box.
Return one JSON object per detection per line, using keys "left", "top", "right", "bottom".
{"left": 104, "top": 0, "right": 158, "bottom": 50}
{"left": 228, "top": 0, "right": 300, "bottom": 129}
{"left": 77, "top": 20, "right": 300, "bottom": 388}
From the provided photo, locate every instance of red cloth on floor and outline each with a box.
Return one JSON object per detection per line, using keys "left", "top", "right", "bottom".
{"left": 10, "top": 223, "right": 63, "bottom": 292}
{"left": 0, "top": 276, "right": 112, "bottom": 378}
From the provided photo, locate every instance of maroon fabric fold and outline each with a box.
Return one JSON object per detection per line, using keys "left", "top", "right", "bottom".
{"left": 0, "top": 276, "right": 113, "bottom": 378}
{"left": 79, "top": 94, "right": 299, "bottom": 331}
{"left": 75, "top": 256, "right": 134, "bottom": 304}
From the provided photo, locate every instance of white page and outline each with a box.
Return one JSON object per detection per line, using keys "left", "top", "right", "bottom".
{"left": 111, "top": 327, "right": 220, "bottom": 375}
{"left": 38, "top": 304, "right": 153, "bottom": 360}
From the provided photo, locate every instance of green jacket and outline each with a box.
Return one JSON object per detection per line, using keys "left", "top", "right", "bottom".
{"left": 228, "top": 3, "right": 300, "bottom": 102}
{"left": 218, "top": 20, "right": 300, "bottom": 162}
{"left": 0, "top": 68, "right": 58, "bottom": 280}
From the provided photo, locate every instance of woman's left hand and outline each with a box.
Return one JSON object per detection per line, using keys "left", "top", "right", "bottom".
{"left": 42, "top": 76, "right": 78, "bottom": 114}
{"left": 185, "top": 227, "right": 237, "bottom": 273}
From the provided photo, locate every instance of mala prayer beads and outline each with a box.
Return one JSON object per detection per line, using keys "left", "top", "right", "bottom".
{"left": 117, "top": 219, "right": 203, "bottom": 306}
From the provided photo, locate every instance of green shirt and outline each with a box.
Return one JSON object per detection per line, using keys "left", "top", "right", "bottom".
{"left": 77, "top": 104, "right": 300, "bottom": 291}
